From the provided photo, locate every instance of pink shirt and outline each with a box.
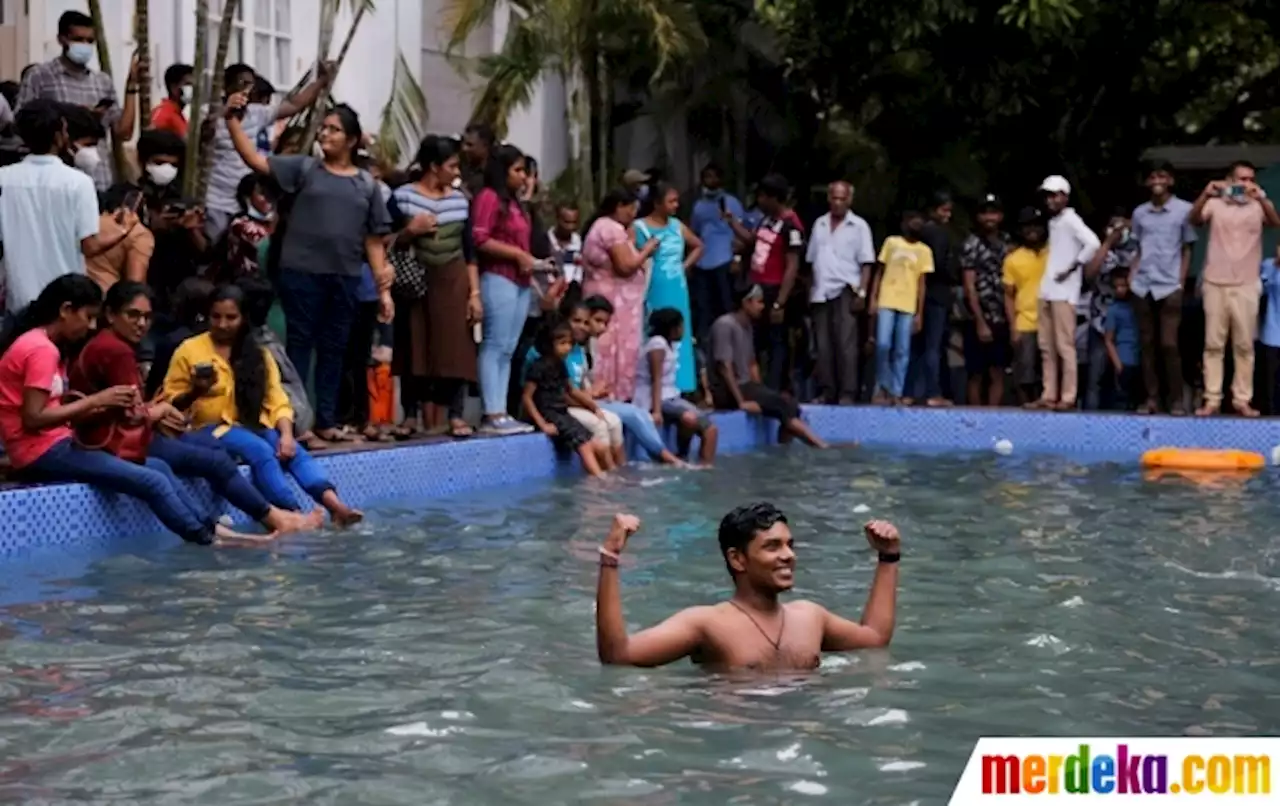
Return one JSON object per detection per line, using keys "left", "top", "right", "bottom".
{"left": 471, "top": 188, "right": 532, "bottom": 287}
{"left": 0, "top": 329, "right": 73, "bottom": 468}
{"left": 1202, "top": 198, "right": 1265, "bottom": 286}
{"left": 582, "top": 217, "right": 628, "bottom": 278}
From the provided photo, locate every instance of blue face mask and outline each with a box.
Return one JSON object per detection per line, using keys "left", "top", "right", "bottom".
{"left": 66, "top": 42, "right": 94, "bottom": 66}
{"left": 636, "top": 185, "right": 650, "bottom": 201}
{"left": 247, "top": 206, "right": 274, "bottom": 222}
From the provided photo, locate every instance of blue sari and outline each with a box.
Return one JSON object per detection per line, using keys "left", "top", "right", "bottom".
{"left": 636, "top": 217, "right": 696, "bottom": 393}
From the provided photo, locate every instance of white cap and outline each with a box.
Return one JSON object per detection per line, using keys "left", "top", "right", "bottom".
{"left": 1040, "top": 175, "right": 1071, "bottom": 195}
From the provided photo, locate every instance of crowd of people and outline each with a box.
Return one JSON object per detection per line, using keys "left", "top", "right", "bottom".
{"left": 0, "top": 10, "right": 1278, "bottom": 546}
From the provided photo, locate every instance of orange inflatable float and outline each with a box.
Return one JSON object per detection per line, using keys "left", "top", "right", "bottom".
{"left": 1140, "top": 447, "right": 1265, "bottom": 472}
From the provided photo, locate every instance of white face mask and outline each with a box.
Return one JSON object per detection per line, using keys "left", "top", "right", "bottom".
{"left": 179, "top": 85, "right": 193, "bottom": 106}
{"left": 66, "top": 42, "right": 94, "bottom": 66}
{"left": 146, "top": 162, "right": 178, "bottom": 186}
{"left": 73, "top": 145, "right": 101, "bottom": 174}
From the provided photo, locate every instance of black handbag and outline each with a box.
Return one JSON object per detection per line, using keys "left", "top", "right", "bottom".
{"left": 390, "top": 243, "right": 428, "bottom": 299}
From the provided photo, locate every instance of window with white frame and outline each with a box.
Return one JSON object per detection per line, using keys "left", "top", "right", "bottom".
{"left": 203, "top": 0, "right": 293, "bottom": 88}
{"left": 252, "top": 0, "right": 293, "bottom": 87}
{"left": 205, "top": 0, "right": 245, "bottom": 72}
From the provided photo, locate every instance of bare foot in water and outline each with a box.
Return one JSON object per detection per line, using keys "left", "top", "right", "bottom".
{"left": 320, "top": 490, "right": 363, "bottom": 527}
{"left": 213, "top": 523, "right": 278, "bottom": 546}
{"left": 332, "top": 508, "right": 364, "bottom": 527}
{"left": 264, "top": 507, "right": 319, "bottom": 534}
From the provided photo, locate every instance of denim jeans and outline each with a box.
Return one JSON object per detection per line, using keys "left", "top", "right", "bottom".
{"left": 906, "top": 296, "right": 949, "bottom": 400}
{"left": 600, "top": 400, "right": 667, "bottom": 459}
{"left": 479, "top": 272, "right": 531, "bottom": 416}
{"left": 211, "top": 425, "right": 334, "bottom": 512}
{"left": 24, "top": 439, "right": 213, "bottom": 543}
{"left": 149, "top": 432, "right": 272, "bottom": 522}
{"left": 278, "top": 271, "right": 362, "bottom": 431}
{"left": 875, "top": 309, "right": 915, "bottom": 397}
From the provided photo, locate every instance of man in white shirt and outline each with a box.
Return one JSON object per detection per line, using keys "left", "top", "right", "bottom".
{"left": 1035, "top": 175, "right": 1100, "bottom": 409}
{"left": 806, "top": 181, "right": 875, "bottom": 403}
{"left": 0, "top": 100, "right": 134, "bottom": 320}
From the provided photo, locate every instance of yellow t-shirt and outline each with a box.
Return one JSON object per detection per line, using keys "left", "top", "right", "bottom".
{"left": 876, "top": 236, "right": 934, "bottom": 314}
{"left": 162, "top": 332, "right": 294, "bottom": 434}
{"left": 1001, "top": 246, "right": 1049, "bottom": 333}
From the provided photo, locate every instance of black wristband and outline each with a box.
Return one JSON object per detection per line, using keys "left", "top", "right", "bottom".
{"left": 878, "top": 552, "right": 901, "bottom": 564}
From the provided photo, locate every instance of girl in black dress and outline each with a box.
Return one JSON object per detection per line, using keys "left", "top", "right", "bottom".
{"left": 522, "top": 317, "right": 609, "bottom": 476}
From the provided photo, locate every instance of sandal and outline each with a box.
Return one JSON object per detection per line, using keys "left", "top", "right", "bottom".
{"left": 391, "top": 419, "right": 422, "bottom": 440}
{"left": 361, "top": 425, "right": 396, "bottom": 443}
{"left": 316, "top": 426, "right": 365, "bottom": 443}
{"left": 300, "top": 432, "right": 330, "bottom": 451}
{"left": 448, "top": 419, "right": 474, "bottom": 438}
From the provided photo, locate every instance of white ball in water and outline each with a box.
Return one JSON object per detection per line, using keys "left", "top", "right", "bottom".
{"left": 1271, "top": 445, "right": 1280, "bottom": 466}
{"left": 994, "top": 439, "right": 1014, "bottom": 456}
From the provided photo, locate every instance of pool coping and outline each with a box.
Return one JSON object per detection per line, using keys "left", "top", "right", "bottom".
{"left": 1, "top": 405, "right": 1276, "bottom": 559}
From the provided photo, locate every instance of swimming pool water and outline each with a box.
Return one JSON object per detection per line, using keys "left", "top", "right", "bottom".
{"left": 2, "top": 447, "right": 1279, "bottom": 804}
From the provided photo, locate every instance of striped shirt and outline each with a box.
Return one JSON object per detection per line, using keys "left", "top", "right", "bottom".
{"left": 205, "top": 102, "right": 281, "bottom": 215}
{"left": 390, "top": 185, "right": 472, "bottom": 267}
{"left": 16, "top": 58, "right": 120, "bottom": 191}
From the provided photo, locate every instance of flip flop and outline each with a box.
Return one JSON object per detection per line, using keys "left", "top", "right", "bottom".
{"left": 448, "top": 420, "right": 474, "bottom": 438}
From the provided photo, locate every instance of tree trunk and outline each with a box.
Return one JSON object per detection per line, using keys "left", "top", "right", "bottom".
{"left": 87, "top": 0, "right": 128, "bottom": 181}
{"left": 304, "top": 1, "right": 368, "bottom": 147}
{"left": 731, "top": 39, "right": 748, "bottom": 198}
{"left": 566, "top": 64, "right": 593, "bottom": 214}
{"left": 300, "top": 0, "right": 340, "bottom": 149}
{"left": 195, "top": 0, "right": 242, "bottom": 200}
{"left": 182, "top": 0, "right": 209, "bottom": 197}
{"left": 135, "top": 0, "right": 152, "bottom": 126}
{"left": 595, "top": 51, "right": 610, "bottom": 200}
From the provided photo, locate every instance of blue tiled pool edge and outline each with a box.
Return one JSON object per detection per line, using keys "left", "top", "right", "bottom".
{"left": 2, "top": 406, "right": 1278, "bottom": 557}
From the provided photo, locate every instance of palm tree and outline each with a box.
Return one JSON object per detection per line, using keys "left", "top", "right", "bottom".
{"left": 194, "top": 0, "right": 242, "bottom": 199}
{"left": 87, "top": 0, "right": 128, "bottom": 179}
{"left": 444, "top": 0, "right": 703, "bottom": 206}
{"left": 182, "top": 0, "right": 209, "bottom": 197}
{"left": 299, "top": 0, "right": 377, "bottom": 148}
{"left": 135, "top": 0, "right": 152, "bottom": 125}
{"left": 372, "top": 52, "right": 431, "bottom": 167}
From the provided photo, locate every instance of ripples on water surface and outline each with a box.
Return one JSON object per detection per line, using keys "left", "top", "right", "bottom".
{"left": 3, "top": 447, "right": 1280, "bottom": 804}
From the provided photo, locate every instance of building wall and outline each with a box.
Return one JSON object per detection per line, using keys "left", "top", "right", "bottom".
{"left": 11, "top": 0, "right": 567, "bottom": 172}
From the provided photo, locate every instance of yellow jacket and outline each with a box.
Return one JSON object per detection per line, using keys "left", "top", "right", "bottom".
{"left": 162, "top": 332, "right": 294, "bottom": 432}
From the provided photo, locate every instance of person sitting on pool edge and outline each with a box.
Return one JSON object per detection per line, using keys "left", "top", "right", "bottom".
{"left": 596, "top": 502, "right": 899, "bottom": 670}
{"left": 710, "top": 286, "right": 826, "bottom": 448}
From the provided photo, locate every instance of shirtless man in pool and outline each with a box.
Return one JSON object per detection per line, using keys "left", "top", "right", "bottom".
{"left": 596, "top": 502, "right": 900, "bottom": 671}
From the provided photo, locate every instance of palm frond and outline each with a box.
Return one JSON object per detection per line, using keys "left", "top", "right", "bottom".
{"left": 442, "top": 0, "right": 504, "bottom": 52}
{"left": 470, "top": 15, "right": 552, "bottom": 131}
{"left": 598, "top": 0, "right": 704, "bottom": 81}
{"left": 375, "top": 51, "right": 430, "bottom": 167}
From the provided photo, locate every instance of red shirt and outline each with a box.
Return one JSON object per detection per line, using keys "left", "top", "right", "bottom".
{"left": 472, "top": 188, "right": 532, "bottom": 287}
{"left": 150, "top": 98, "right": 188, "bottom": 139}
{"left": 68, "top": 329, "right": 151, "bottom": 456}
{"left": 749, "top": 210, "right": 805, "bottom": 287}
{"left": 0, "top": 330, "right": 73, "bottom": 469}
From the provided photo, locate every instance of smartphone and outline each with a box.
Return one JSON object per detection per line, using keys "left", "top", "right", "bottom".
{"left": 193, "top": 363, "right": 215, "bottom": 380}
{"left": 1226, "top": 184, "right": 1247, "bottom": 200}
{"left": 95, "top": 97, "right": 115, "bottom": 110}
{"left": 718, "top": 196, "right": 727, "bottom": 214}
{"left": 115, "top": 189, "right": 143, "bottom": 225}
{"left": 230, "top": 78, "right": 254, "bottom": 120}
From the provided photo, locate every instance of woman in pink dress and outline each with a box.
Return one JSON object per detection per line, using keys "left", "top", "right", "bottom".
{"left": 581, "top": 189, "right": 661, "bottom": 402}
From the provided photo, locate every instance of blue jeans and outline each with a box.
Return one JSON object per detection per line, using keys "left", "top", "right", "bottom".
{"left": 906, "top": 296, "right": 949, "bottom": 400}
{"left": 278, "top": 271, "right": 362, "bottom": 431}
{"left": 211, "top": 425, "right": 334, "bottom": 511}
{"left": 24, "top": 439, "right": 213, "bottom": 544}
{"left": 600, "top": 400, "right": 667, "bottom": 459}
{"left": 479, "top": 272, "right": 531, "bottom": 416}
{"left": 149, "top": 432, "right": 272, "bottom": 522}
{"left": 875, "top": 309, "right": 915, "bottom": 397}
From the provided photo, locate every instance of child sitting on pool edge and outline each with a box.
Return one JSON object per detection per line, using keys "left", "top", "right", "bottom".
{"left": 522, "top": 317, "right": 611, "bottom": 476}
{"left": 636, "top": 308, "right": 718, "bottom": 465}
